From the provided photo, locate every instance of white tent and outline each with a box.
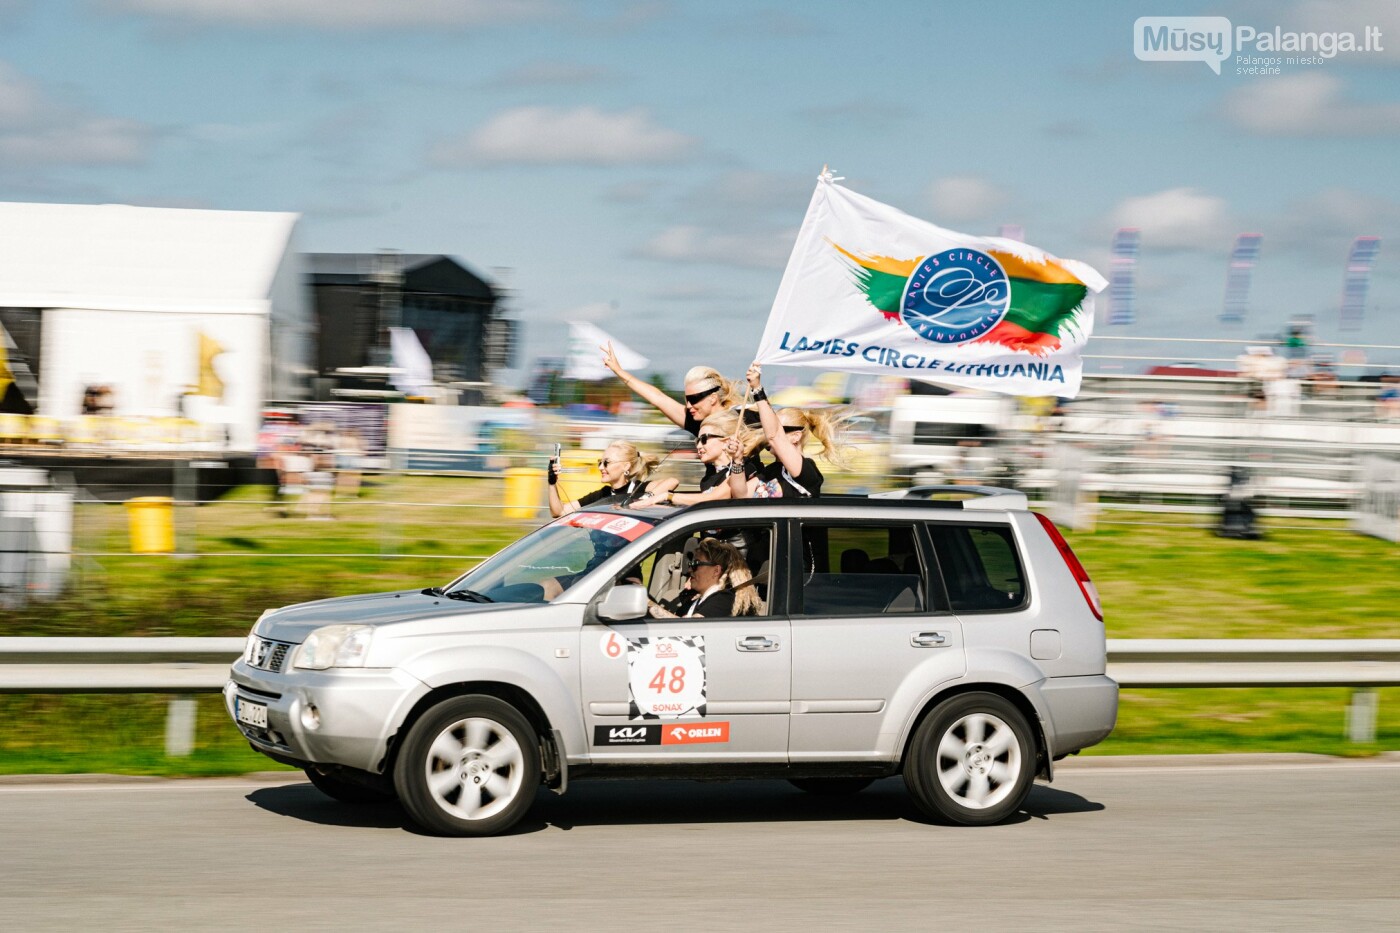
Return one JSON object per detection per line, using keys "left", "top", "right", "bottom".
{"left": 0, "top": 201, "right": 312, "bottom": 450}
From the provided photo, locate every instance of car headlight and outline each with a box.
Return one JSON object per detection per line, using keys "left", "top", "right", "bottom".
{"left": 242, "top": 611, "right": 271, "bottom": 663}
{"left": 294, "top": 624, "right": 374, "bottom": 670}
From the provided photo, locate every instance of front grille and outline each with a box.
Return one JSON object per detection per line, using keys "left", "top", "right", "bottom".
{"left": 248, "top": 638, "right": 294, "bottom": 673}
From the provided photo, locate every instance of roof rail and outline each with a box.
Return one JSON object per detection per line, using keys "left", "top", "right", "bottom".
{"left": 869, "top": 485, "right": 1029, "bottom": 511}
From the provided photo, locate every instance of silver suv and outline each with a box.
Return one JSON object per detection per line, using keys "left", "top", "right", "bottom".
{"left": 225, "top": 486, "right": 1117, "bottom": 836}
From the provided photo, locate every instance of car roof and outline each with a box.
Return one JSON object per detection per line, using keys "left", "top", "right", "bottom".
{"left": 577, "top": 485, "right": 1028, "bottom": 523}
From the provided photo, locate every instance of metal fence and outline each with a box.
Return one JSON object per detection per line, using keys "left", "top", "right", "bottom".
{"left": 0, "top": 637, "right": 1394, "bottom": 754}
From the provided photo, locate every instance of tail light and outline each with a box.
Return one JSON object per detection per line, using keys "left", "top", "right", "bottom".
{"left": 1032, "top": 512, "right": 1103, "bottom": 621}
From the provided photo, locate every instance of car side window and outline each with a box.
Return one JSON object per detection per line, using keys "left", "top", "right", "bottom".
{"left": 618, "top": 523, "right": 776, "bottom": 618}
{"left": 925, "top": 522, "right": 1026, "bottom": 612}
{"left": 796, "top": 523, "right": 927, "bottom": 616}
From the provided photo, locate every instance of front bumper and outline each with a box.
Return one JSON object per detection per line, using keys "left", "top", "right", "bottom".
{"left": 225, "top": 658, "right": 431, "bottom": 773}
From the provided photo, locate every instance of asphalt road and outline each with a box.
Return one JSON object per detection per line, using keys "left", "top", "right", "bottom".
{"left": 2, "top": 756, "right": 1397, "bottom": 932}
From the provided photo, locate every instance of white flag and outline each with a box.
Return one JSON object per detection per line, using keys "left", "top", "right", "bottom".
{"left": 566, "top": 321, "right": 648, "bottom": 381}
{"left": 389, "top": 326, "right": 433, "bottom": 393}
{"left": 755, "top": 173, "right": 1106, "bottom": 397}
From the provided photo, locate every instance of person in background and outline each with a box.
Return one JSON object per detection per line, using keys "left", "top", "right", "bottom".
{"left": 601, "top": 343, "right": 745, "bottom": 437}
{"left": 647, "top": 537, "right": 759, "bottom": 618}
{"left": 548, "top": 440, "right": 676, "bottom": 517}
{"left": 727, "top": 361, "right": 843, "bottom": 500}
{"left": 1375, "top": 374, "right": 1400, "bottom": 421}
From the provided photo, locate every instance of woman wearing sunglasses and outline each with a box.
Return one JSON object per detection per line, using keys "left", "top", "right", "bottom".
{"left": 601, "top": 342, "right": 742, "bottom": 437}
{"left": 727, "top": 361, "right": 843, "bottom": 500}
{"left": 647, "top": 537, "right": 760, "bottom": 618}
{"left": 548, "top": 440, "right": 676, "bottom": 517}
{"left": 635, "top": 410, "right": 762, "bottom": 509}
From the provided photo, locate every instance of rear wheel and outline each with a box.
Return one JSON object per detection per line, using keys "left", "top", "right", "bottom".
{"left": 905, "top": 692, "right": 1035, "bottom": 825}
{"left": 393, "top": 695, "right": 540, "bottom": 837}
{"left": 303, "top": 766, "right": 395, "bottom": 804}
{"left": 788, "top": 777, "right": 875, "bottom": 796}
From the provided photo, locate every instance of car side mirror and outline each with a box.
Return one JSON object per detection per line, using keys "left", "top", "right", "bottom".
{"left": 598, "top": 584, "right": 648, "bottom": 622}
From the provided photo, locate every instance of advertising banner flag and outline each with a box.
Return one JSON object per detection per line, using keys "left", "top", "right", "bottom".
{"left": 1340, "top": 236, "right": 1380, "bottom": 331}
{"left": 1107, "top": 228, "right": 1141, "bottom": 326}
{"left": 565, "top": 321, "right": 648, "bottom": 381}
{"left": 755, "top": 173, "right": 1105, "bottom": 398}
{"left": 1221, "top": 233, "right": 1263, "bottom": 325}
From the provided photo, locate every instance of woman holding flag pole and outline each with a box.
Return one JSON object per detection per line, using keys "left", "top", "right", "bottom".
{"left": 727, "top": 362, "right": 840, "bottom": 500}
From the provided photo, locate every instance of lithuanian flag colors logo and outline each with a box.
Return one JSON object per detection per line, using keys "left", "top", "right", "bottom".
{"left": 832, "top": 241, "right": 1090, "bottom": 356}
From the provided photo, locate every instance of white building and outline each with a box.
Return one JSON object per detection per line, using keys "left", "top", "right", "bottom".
{"left": 0, "top": 201, "right": 312, "bottom": 450}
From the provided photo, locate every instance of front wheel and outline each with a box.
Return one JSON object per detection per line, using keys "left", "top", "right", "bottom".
{"left": 393, "top": 695, "right": 540, "bottom": 837}
{"left": 904, "top": 692, "right": 1036, "bottom": 826}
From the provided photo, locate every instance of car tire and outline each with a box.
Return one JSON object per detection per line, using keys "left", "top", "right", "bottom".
{"left": 393, "top": 695, "right": 540, "bottom": 837}
{"left": 904, "top": 692, "right": 1035, "bottom": 826}
{"left": 788, "top": 777, "right": 875, "bottom": 796}
{"left": 303, "top": 766, "right": 396, "bottom": 804}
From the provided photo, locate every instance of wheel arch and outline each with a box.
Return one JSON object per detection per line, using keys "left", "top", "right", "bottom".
{"left": 898, "top": 682, "right": 1051, "bottom": 781}
{"left": 380, "top": 680, "right": 562, "bottom": 786}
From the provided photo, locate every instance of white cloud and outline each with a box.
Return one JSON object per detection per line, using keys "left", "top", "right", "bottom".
{"left": 1105, "top": 188, "right": 1232, "bottom": 252}
{"left": 431, "top": 106, "right": 696, "bottom": 167}
{"left": 928, "top": 176, "right": 1009, "bottom": 224}
{"left": 0, "top": 62, "right": 153, "bottom": 165}
{"left": 1221, "top": 72, "right": 1400, "bottom": 136}
{"left": 635, "top": 224, "right": 794, "bottom": 270}
{"left": 101, "top": 0, "right": 554, "bottom": 29}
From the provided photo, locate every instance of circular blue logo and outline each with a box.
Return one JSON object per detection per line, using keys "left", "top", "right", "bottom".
{"left": 900, "top": 249, "right": 1010, "bottom": 344}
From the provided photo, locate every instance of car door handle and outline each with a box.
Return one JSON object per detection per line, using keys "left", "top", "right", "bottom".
{"left": 911, "top": 631, "right": 950, "bottom": 648}
{"left": 737, "top": 635, "right": 780, "bottom": 652}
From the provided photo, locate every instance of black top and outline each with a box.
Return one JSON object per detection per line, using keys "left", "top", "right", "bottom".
{"left": 751, "top": 457, "right": 823, "bottom": 499}
{"left": 699, "top": 464, "right": 727, "bottom": 492}
{"left": 578, "top": 479, "right": 644, "bottom": 507}
{"left": 665, "top": 588, "right": 738, "bottom": 618}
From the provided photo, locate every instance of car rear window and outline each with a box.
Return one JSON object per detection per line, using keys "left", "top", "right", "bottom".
{"left": 924, "top": 522, "right": 1026, "bottom": 613}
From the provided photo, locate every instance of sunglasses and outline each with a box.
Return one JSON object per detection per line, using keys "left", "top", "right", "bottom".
{"left": 687, "top": 559, "right": 719, "bottom": 570}
{"left": 684, "top": 386, "right": 720, "bottom": 406}
{"left": 597, "top": 458, "right": 616, "bottom": 468}
{"left": 696, "top": 434, "right": 721, "bottom": 446}
{"left": 783, "top": 425, "right": 805, "bottom": 435}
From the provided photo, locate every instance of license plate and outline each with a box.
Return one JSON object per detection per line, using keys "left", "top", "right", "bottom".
{"left": 236, "top": 697, "right": 268, "bottom": 729}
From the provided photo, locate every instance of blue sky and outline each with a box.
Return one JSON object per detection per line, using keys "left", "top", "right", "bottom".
{"left": 1, "top": 0, "right": 1397, "bottom": 384}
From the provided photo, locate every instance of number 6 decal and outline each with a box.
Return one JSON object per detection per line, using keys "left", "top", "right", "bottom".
{"left": 600, "top": 630, "right": 624, "bottom": 659}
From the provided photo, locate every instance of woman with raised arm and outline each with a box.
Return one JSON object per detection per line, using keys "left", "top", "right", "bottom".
{"left": 602, "top": 343, "right": 742, "bottom": 437}
{"left": 635, "top": 409, "right": 762, "bottom": 509}
{"left": 548, "top": 440, "right": 677, "bottom": 517}
{"left": 727, "top": 361, "right": 841, "bottom": 500}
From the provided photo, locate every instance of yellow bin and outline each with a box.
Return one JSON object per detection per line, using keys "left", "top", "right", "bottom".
{"left": 556, "top": 451, "right": 600, "bottom": 506}
{"left": 503, "top": 468, "right": 546, "bottom": 520}
{"left": 126, "top": 496, "right": 175, "bottom": 553}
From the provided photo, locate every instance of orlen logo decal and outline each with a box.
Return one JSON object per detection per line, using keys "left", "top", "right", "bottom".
{"left": 662, "top": 721, "right": 730, "bottom": 745}
{"left": 593, "top": 725, "right": 659, "bottom": 746}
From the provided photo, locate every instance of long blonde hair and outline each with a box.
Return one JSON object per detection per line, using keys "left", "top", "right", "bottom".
{"left": 776, "top": 406, "right": 849, "bottom": 468}
{"left": 684, "top": 365, "right": 741, "bottom": 409}
{"left": 699, "top": 409, "right": 764, "bottom": 460}
{"left": 695, "top": 537, "right": 761, "bottom": 616}
{"left": 605, "top": 440, "right": 660, "bottom": 482}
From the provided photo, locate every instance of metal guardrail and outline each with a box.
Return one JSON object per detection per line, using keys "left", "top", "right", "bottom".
{"left": 0, "top": 638, "right": 1394, "bottom": 752}
{"left": 3, "top": 637, "right": 1398, "bottom": 693}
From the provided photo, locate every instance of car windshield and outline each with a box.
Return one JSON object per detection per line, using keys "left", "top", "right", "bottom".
{"left": 445, "top": 512, "right": 656, "bottom": 604}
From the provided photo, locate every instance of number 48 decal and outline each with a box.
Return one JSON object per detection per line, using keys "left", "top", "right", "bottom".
{"left": 648, "top": 666, "right": 686, "bottom": 693}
